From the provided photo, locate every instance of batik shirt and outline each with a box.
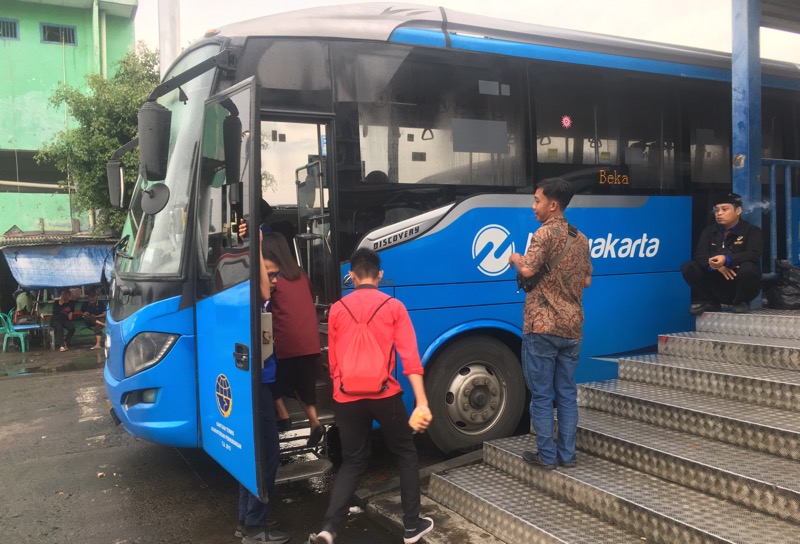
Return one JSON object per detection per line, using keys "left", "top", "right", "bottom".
{"left": 520, "top": 215, "right": 592, "bottom": 339}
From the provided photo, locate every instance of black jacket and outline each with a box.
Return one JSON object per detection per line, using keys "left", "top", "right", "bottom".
{"left": 692, "top": 219, "right": 762, "bottom": 269}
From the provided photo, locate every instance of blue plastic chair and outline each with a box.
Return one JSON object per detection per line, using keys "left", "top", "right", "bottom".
{"left": 0, "top": 312, "right": 28, "bottom": 353}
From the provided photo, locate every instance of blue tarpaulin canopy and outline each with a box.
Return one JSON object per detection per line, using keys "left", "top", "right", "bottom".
{"left": 2, "top": 244, "right": 114, "bottom": 290}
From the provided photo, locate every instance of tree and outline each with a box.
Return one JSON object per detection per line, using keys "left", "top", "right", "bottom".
{"left": 37, "top": 44, "right": 159, "bottom": 233}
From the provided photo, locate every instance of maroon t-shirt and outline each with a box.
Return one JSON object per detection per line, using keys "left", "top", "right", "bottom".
{"left": 270, "top": 270, "right": 321, "bottom": 359}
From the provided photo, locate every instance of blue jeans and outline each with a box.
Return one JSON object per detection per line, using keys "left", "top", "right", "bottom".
{"left": 522, "top": 333, "right": 581, "bottom": 465}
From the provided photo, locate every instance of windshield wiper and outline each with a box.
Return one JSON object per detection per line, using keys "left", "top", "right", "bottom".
{"left": 114, "top": 234, "right": 133, "bottom": 260}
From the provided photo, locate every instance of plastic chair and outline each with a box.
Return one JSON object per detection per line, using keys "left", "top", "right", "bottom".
{"left": 0, "top": 312, "right": 28, "bottom": 353}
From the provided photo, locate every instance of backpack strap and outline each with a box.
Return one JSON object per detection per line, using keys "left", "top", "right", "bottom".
{"left": 339, "top": 296, "right": 393, "bottom": 324}
{"left": 542, "top": 223, "right": 578, "bottom": 274}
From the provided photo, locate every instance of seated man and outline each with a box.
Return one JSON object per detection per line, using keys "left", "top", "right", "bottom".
{"left": 80, "top": 288, "right": 106, "bottom": 350}
{"left": 681, "top": 192, "right": 762, "bottom": 314}
{"left": 51, "top": 290, "right": 77, "bottom": 352}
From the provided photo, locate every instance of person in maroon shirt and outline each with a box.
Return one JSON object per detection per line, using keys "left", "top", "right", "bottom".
{"left": 261, "top": 232, "right": 324, "bottom": 446}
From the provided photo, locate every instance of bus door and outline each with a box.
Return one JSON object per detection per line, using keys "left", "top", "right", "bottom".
{"left": 260, "top": 117, "right": 338, "bottom": 311}
{"left": 194, "top": 78, "right": 269, "bottom": 498}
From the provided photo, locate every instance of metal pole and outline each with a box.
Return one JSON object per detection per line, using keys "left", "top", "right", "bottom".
{"left": 158, "top": 0, "right": 181, "bottom": 80}
{"left": 769, "top": 164, "right": 777, "bottom": 273}
{"left": 731, "top": 0, "right": 762, "bottom": 228}
{"left": 786, "top": 166, "right": 794, "bottom": 262}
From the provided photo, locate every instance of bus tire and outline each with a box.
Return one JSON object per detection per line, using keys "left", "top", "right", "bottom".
{"left": 425, "top": 336, "right": 525, "bottom": 455}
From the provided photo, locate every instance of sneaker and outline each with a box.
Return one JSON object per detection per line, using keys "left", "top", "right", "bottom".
{"left": 689, "top": 301, "right": 721, "bottom": 315}
{"left": 236, "top": 520, "right": 280, "bottom": 538}
{"left": 558, "top": 458, "right": 576, "bottom": 469}
{"left": 309, "top": 530, "right": 334, "bottom": 544}
{"left": 731, "top": 302, "right": 750, "bottom": 314}
{"left": 276, "top": 418, "right": 292, "bottom": 432}
{"left": 307, "top": 424, "right": 325, "bottom": 447}
{"left": 241, "top": 527, "right": 290, "bottom": 544}
{"left": 522, "top": 450, "right": 556, "bottom": 470}
{"left": 403, "top": 517, "right": 434, "bottom": 544}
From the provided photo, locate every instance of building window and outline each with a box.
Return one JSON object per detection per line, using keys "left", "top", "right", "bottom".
{"left": 40, "top": 23, "right": 77, "bottom": 45}
{"left": 0, "top": 18, "right": 19, "bottom": 40}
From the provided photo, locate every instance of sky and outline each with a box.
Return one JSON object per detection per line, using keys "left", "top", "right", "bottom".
{"left": 133, "top": 0, "right": 800, "bottom": 65}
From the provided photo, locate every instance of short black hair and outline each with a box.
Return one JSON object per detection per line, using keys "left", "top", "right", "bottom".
{"left": 350, "top": 248, "right": 381, "bottom": 279}
{"left": 536, "top": 177, "right": 575, "bottom": 211}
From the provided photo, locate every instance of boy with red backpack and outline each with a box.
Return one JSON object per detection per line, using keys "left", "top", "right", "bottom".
{"left": 310, "top": 248, "right": 433, "bottom": 544}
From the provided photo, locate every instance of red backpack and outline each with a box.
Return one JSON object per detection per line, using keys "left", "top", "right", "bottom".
{"left": 337, "top": 296, "right": 394, "bottom": 395}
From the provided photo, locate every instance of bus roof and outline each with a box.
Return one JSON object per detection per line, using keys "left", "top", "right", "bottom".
{"left": 208, "top": 2, "right": 800, "bottom": 79}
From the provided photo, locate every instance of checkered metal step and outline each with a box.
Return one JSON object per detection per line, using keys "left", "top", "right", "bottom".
{"left": 658, "top": 331, "right": 800, "bottom": 370}
{"left": 483, "top": 435, "right": 800, "bottom": 544}
{"left": 578, "top": 380, "right": 800, "bottom": 461}
{"left": 618, "top": 354, "right": 800, "bottom": 411}
{"left": 697, "top": 309, "right": 800, "bottom": 340}
{"left": 428, "top": 464, "right": 644, "bottom": 544}
{"left": 576, "top": 407, "right": 800, "bottom": 524}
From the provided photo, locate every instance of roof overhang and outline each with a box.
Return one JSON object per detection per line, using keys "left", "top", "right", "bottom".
{"left": 15, "top": 0, "right": 137, "bottom": 19}
{"left": 763, "top": 0, "right": 800, "bottom": 35}
{"left": 1, "top": 243, "right": 114, "bottom": 290}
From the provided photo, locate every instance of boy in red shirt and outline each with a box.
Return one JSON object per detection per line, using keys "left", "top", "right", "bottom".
{"left": 311, "top": 248, "right": 433, "bottom": 544}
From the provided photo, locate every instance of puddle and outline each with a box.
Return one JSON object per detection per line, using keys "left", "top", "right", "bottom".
{"left": 0, "top": 353, "right": 104, "bottom": 378}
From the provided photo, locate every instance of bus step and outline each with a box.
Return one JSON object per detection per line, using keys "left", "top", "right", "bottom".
{"left": 657, "top": 331, "right": 800, "bottom": 371}
{"left": 275, "top": 458, "right": 332, "bottom": 485}
{"left": 618, "top": 353, "right": 800, "bottom": 411}
{"left": 696, "top": 308, "right": 800, "bottom": 340}
{"left": 428, "top": 463, "right": 643, "bottom": 543}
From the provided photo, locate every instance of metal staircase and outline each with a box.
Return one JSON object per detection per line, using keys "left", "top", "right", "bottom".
{"left": 427, "top": 310, "right": 800, "bottom": 543}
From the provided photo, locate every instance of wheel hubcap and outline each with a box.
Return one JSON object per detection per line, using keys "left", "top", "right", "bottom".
{"left": 443, "top": 362, "right": 506, "bottom": 435}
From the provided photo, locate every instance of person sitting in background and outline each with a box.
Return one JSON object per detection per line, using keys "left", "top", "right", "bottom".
{"left": 681, "top": 192, "right": 762, "bottom": 315}
{"left": 51, "top": 290, "right": 77, "bottom": 352}
{"left": 81, "top": 288, "right": 106, "bottom": 350}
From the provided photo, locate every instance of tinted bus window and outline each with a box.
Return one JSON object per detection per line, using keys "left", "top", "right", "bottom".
{"left": 531, "top": 63, "right": 680, "bottom": 194}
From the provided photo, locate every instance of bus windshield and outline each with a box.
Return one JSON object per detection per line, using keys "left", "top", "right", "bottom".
{"left": 117, "top": 44, "right": 220, "bottom": 276}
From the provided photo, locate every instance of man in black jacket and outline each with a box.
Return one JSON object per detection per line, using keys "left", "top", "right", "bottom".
{"left": 681, "top": 193, "right": 762, "bottom": 314}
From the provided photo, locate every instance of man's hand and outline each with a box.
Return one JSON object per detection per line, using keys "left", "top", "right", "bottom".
{"left": 717, "top": 265, "right": 737, "bottom": 280}
{"left": 708, "top": 255, "right": 727, "bottom": 269}
{"left": 238, "top": 219, "right": 248, "bottom": 240}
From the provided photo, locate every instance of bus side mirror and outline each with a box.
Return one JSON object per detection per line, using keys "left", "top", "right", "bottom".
{"left": 138, "top": 101, "right": 172, "bottom": 181}
{"left": 106, "top": 160, "right": 124, "bottom": 208}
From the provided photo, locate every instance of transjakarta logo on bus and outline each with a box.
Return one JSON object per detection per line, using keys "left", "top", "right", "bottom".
{"left": 471, "top": 225, "right": 661, "bottom": 276}
{"left": 588, "top": 233, "right": 660, "bottom": 259}
{"left": 472, "top": 224, "right": 515, "bottom": 276}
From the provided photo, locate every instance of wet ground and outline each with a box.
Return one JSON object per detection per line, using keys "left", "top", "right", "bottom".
{"left": 0, "top": 342, "right": 448, "bottom": 544}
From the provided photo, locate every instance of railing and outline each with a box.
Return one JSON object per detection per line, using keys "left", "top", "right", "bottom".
{"left": 761, "top": 158, "right": 800, "bottom": 280}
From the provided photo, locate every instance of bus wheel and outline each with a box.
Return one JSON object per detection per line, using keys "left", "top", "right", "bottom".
{"left": 425, "top": 336, "right": 525, "bottom": 455}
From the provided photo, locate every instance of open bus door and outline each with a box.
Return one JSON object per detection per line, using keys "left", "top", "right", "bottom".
{"left": 194, "top": 77, "right": 270, "bottom": 498}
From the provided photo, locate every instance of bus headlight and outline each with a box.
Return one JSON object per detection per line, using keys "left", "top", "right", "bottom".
{"left": 124, "top": 332, "right": 178, "bottom": 377}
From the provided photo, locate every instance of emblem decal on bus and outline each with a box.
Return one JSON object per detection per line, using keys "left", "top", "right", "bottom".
{"left": 215, "top": 374, "right": 233, "bottom": 418}
{"left": 472, "top": 224, "right": 515, "bottom": 276}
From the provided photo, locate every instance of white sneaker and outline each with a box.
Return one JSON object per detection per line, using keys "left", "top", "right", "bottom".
{"left": 308, "top": 530, "right": 334, "bottom": 544}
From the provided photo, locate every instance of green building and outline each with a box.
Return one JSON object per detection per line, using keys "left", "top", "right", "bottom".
{"left": 0, "top": 0, "right": 137, "bottom": 236}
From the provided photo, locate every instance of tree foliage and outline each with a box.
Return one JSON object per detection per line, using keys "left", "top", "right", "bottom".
{"left": 37, "top": 44, "right": 159, "bottom": 233}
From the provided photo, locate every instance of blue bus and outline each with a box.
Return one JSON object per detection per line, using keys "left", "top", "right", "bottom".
{"left": 103, "top": 3, "right": 800, "bottom": 498}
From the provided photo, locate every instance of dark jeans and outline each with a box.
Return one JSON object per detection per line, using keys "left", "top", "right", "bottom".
{"left": 83, "top": 315, "right": 105, "bottom": 336}
{"left": 323, "top": 394, "right": 420, "bottom": 532}
{"left": 681, "top": 260, "right": 761, "bottom": 305}
{"left": 238, "top": 382, "right": 280, "bottom": 527}
{"left": 522, "top": 333, "right": 580, "bottom": 465}
{"left": 52, "top": 317, "right": 75, "bottom": 348}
